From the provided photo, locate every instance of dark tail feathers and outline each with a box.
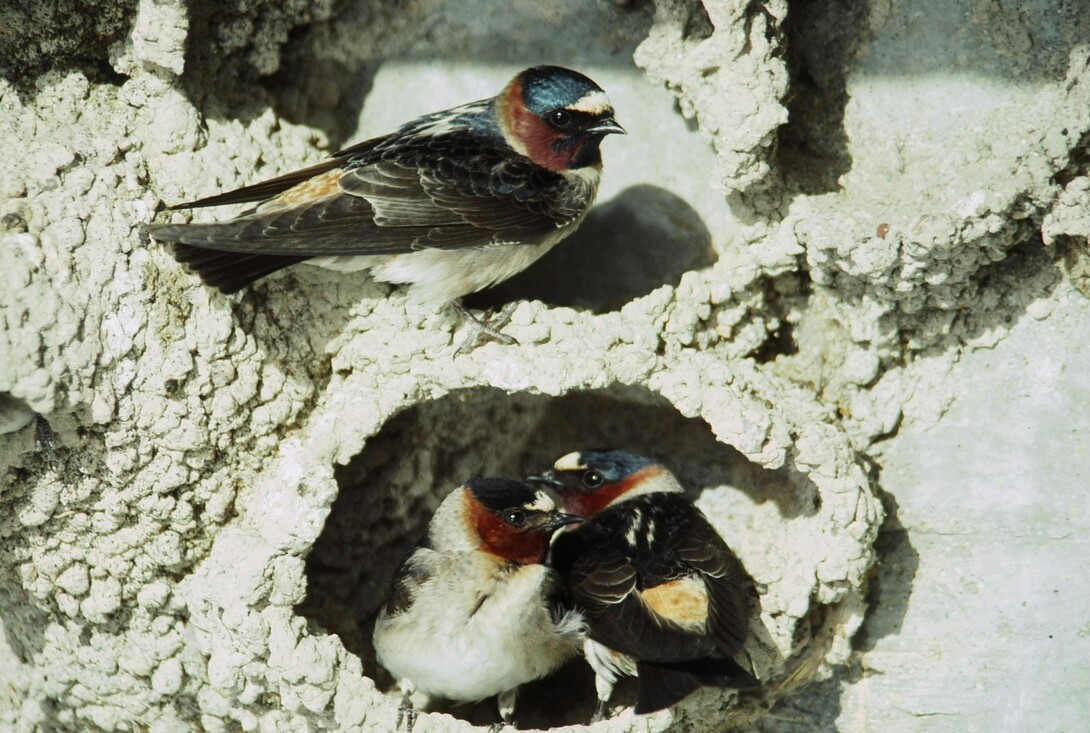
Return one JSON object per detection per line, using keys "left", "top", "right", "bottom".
{"left": 170, "top": 244, "right": 309, "bottom": 294}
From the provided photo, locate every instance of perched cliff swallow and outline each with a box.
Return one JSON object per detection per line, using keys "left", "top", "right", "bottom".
{"left": 532, "top": 449, "right": 771, "bottom": 720}
{"left": 372, "top": 478, "right": 586, "bottom": 729}
{"left": 145, "top": 65, "right": 623, "bottom": 339}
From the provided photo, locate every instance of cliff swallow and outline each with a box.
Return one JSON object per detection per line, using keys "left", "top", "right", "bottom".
{"left": 372, "top": 477, "right": 585, "bottom": 729}
{"left": 145, "top": 65, "right": 623, "bottom": 341}
{"left": 531, "top": 449, "right": 769, "bottom": 720}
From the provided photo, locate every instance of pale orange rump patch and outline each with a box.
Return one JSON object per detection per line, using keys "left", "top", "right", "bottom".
{"left": 275, "top": 169, "right": 345, "bottom": 205}
{"left": 641, "top": 577, "right": 708, "bottom": 632}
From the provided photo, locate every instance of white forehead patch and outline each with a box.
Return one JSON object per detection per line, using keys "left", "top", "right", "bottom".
{"left": 553, "top": 452, "right": 586, "bottom": 472}
{"left": 528, "top": 490, "right": 556, "bottom": 512}
{"left": 567, "top": 90, "right": 612, "bottom": 115}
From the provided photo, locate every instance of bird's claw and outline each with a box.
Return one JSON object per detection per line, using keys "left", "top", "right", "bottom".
{"left": 396, "top": 692, "right": 417, "bottom": 732}
{"left": 591, "top": 699, "right": 610, "bottom": 723}
{"left": 453, "top": 301, "right": 519, "bottom": 354}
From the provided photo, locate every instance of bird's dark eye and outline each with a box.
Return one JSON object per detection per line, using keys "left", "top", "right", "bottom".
{"left": 583, "top": 471, "right": 603, "bottom": 489}
{"left": 549, "top": 109, "right": 572, "bottom": 128}
{"left": 504, "top": 510, "right": 527, "bottom": 526}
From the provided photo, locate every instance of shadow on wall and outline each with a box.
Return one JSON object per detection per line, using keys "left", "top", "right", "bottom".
{"left": 297, "top": 384, "right": 813, "bottom": 728}
{"left": 467, "top": 185, "right": 716, "bottom": 314}
{"left": 853, "top": 489, "right": 919, "bottom": 655}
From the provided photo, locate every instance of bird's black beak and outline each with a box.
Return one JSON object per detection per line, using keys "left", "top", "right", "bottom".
{"left": 588, "top": 117, "right": 626, "bottom": 136}
{"left": 536, "top": 511, "right": 584, "bottom": 533}
{"left": 526, "top": 471, "right": 563, "bottom": 488}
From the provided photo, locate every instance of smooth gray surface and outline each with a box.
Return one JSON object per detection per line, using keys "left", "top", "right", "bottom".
{"left": 845, "top": 285, "right": 1089, "bottom": 731}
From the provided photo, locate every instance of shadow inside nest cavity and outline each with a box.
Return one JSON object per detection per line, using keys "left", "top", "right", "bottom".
{"left": 775, "top": 0, "right": 869, "bottom": 197}
{"left": 465, "top": 184, "right": 716, "bottom": 315}
{"left": 297, "top": 383, "right": 817, "bottom": 729}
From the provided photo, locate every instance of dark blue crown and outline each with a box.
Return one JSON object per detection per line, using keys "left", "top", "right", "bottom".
{"left": 519, "top": 66, "right": 604, "bottom": 116}
{"left": 576, "top": 449, "right": 657, "bottom": 482}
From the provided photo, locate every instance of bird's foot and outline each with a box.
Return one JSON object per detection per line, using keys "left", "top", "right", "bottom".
{"left": 396, "top": 691, "right": 417, "bottom": 732}
{"left": 590, "top": 699, "right": 611, "bottom": 723}
{"left": 488, "top": 714, "right": 518, "bottom": 732}
{"left": 453, "top": 301, "right": 519, "bottom": 354}
{"left": 493, "top": 687, "right": 518, "bottom": 730}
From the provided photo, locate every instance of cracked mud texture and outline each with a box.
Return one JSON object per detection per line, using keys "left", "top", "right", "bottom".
{"left": 1, "top": 0, "right": 1087, "bottom": 732}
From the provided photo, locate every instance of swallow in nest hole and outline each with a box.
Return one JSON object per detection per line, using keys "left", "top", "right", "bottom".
{"left": 531, "top": 449, "right": 780, "bottom": 721}
{"left": 372, "top": 477, "right": 586, "bottom": 730}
